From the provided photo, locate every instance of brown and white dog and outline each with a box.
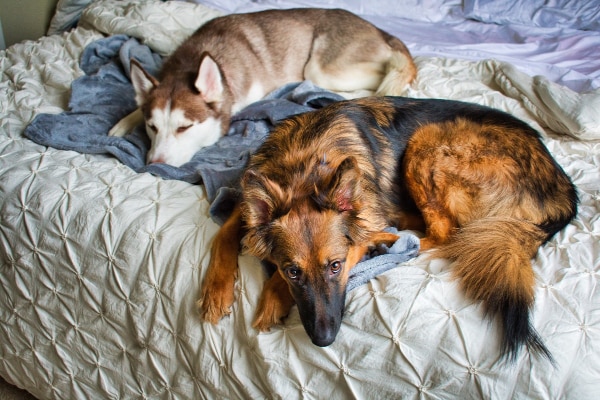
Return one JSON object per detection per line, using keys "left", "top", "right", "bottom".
{"left": 109, "top": 8, "right": 416, "bottom": 166}
{"left": 198, "top": 96, "right": 578, "bottom": 361}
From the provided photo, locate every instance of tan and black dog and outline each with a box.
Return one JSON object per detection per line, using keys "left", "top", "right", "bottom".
{"left": 198, "top": 97, "right": 577, "bottom": 361}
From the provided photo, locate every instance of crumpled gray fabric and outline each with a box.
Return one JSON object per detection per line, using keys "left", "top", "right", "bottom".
{"left": 347, "top": 228, "right": 420, "bottom": 292}
{"left": 24, "top": 35, "right": 160, "bottom": 171}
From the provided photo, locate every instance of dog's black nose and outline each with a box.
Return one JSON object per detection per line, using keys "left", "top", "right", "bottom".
{"left": 308, "top": 317, "right": 340, "bottom": 347}
{"left": 310, "top": 330, "right": 337, "bottom": 347}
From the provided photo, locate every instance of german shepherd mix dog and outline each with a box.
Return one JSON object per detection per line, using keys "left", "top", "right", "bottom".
{"left": 198, "top": 97, "right": 577, "bottom": 361}
{"left": 109, "top": 8, "right": 416, "bottom": 166}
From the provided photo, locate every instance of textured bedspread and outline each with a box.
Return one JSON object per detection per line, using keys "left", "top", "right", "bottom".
{"left": 1, "top": 1, "right": 599, "bottom": 399}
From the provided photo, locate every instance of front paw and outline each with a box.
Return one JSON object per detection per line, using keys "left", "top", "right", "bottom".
{"left": 252, "top": 298, "right": 289, "bottom": 332}
{"left": 198, "top": 205, "right": 243, "bottom": 324}
{"left": 252, "top": 274, "right": 295, "bottom": 331}
{"left": 198, "top": 272, "right": 237, "bottom": 324}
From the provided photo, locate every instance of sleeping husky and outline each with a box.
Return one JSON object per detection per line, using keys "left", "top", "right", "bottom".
{"left": 109, "top": 8, "right": 416, "bottom": 166}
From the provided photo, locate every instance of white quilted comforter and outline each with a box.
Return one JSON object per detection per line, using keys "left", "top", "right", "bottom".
{"left": 1, "top": 1, "right": 599, "bottom": 399}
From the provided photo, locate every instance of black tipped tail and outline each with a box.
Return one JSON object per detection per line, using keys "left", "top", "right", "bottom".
{"left": 490, "top": 293, "right": 554, "bottom": 363}
{"left": 435, "top": 217, "right": 555, "bottom": 362}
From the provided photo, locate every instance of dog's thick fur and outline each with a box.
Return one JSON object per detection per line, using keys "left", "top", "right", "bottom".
{"left": 109, "top": 8, "right": 416, "bottom": 166}
{"left": 198, "top": 97, "right": 577, "bottom": 361}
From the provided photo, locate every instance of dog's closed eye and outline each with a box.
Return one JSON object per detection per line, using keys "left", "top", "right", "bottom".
{"left": 176, "top": 125, "right": 193, "bottom": 134}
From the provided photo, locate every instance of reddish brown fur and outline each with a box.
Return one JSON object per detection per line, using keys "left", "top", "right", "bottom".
{"left": 198, "top": 206, "right": 243, "bottom": 323}
{"left": 198, "top": 97, "right": 577, "bottom": 358}
{"left": 402, "top": 117, "right": 576, "bottom": 360}
{"left": 403, "top": 119, "right": 550, "bottom": 303}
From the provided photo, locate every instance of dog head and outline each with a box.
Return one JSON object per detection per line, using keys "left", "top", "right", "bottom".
{"left": 241, "top": 157, "right": 372, "bottom": 346}
{"left": 130, "top": 55, "right": 229, "bottom": 166}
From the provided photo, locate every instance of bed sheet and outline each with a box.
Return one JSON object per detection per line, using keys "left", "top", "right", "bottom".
{"left": 0, "top": 0, "right": 599, "bottom": 399}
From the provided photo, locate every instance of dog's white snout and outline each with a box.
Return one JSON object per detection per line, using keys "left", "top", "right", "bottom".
{"left": 146, "top": 133, "right": 175, "bottom": 165}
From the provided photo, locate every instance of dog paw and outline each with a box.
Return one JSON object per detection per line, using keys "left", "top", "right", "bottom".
{"left": 252, "top": 300, "right": 289, "bottom": 332}
{"left": 197, "top": 275, "right": 236, "bottom": 324}
{"left": 252, "top": 282, "right": 295, "bottom": 332}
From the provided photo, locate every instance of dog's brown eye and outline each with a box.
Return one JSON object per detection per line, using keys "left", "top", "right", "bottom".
{"left": 330, "top": 261, "right": 342, "bottom": 274}
{"left": 285, "top": 266, "right": 301, "bottom": 280}
{"left": 148, "top": 123, "right": 157, "bottom": 132}
{"left": 176, "top": 125, "right": 192, "bottom": 134}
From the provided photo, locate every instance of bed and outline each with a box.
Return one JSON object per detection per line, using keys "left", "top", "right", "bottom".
{"left": 1, "top": 0, "right": 599, "bottom": 398}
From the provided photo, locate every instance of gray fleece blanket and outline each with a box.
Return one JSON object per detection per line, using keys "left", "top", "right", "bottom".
{"left": 23, "top": 35, "right": 419, "bottom": 289}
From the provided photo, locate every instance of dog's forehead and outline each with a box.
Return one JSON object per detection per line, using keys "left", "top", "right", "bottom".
{"left": 145, "top": 81, "right": 212, "bottom": 120}
{"left": 149, "top": 105, "right": 184, "bottom": 125}
{"left": 273, "top": 206, "right": 349, "bottom": 266}
{"left": 173, "top": 91, "right": 213, "bottom": 118}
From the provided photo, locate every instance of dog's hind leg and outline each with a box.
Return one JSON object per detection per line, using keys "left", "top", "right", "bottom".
{"left": 418, "top": 210, "right": 456, "bottom": 252}
{"left": 402, "top": 178, "right": 457, "bottom": 252}
{"left": 304, "top": 32, "right": 415, "bottom": 97}
{"left": 401, "top": 160, "right": 455, "bottom": 251}
{"left": 304, "top": 60, "right": 382, "bottom": 98}
{"left": 198, "top": 206, "right": 243, "bottom": 324}
{"left": 253, "top": 271, "right": 295, "bottom": 331}
{"left": 304, "top": 36, "right": 386, "bottom": 97}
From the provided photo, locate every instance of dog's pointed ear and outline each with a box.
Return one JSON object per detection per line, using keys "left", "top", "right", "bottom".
{"left": 241, "top": 169, "right": 284, "bottom": 227}
{"left": 240, "top": 169, "right": 288, "bottom": 259}
{"left": 130, "top": 59, "right": 158, "bottom": 106}
{"left": 327, "top": 157, "right": 362, "bottom": 213}
{"left": 195, "top": 53, "right": 224, "bottom": 105}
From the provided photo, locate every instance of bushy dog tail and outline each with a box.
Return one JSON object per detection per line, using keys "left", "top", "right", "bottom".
{"left": 375, "top": 36, "right": 417, "bottom": 96}
{"left": 435, "top": 217, "right": 554, "bottom": 362}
